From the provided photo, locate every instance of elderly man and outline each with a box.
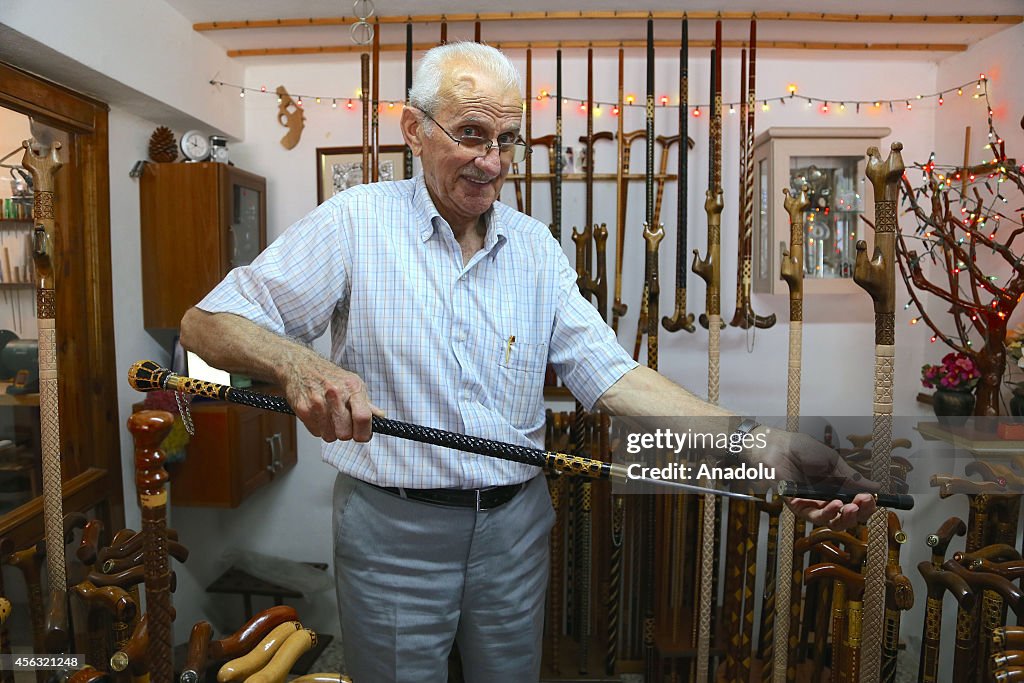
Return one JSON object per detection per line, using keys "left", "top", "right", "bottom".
{"left": 180, "top": 42, "right": 873, "bottom": 682}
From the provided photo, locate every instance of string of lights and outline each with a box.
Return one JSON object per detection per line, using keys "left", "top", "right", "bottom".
{"left": 210, "top": 75, "right": 993, "bottom": 117}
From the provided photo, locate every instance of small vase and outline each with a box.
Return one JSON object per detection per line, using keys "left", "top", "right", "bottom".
{"left": 932, "top": 388, "right": 975, "bottom": 427}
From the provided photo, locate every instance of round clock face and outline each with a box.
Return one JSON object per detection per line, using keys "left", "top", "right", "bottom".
{"left": 181, "top": 130, "right": 210, "bottom": 161}
{"left": 211, "top": 145, "right": 229, "bottom": 163}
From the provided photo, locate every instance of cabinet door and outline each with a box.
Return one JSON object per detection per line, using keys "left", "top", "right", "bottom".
{"left": 261, "top": 411, "right": 297, "bottom": 477}
{"left": 234, "top": 404, "right": 272, "bottom": 503}
{"left": 219, "top": 167, "right": 267, "bottom": 278}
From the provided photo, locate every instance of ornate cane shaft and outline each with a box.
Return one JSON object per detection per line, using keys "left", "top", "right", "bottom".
{"left": 360, "top": 54, "right": 369, "bottom": 184}
{"left": 371, "top": 22, "right": 380, "bottom": 182}
{"left": 525, "top": 48, "right": 533, "bottom": 216}
{"left": 855, "top": 142, "right": 903, "bottom": 683}
{"left": 645, "top": 224, "right": 664, "bottom": 371}
{"left": 662, "top": 18, "right": 694, "bottom": 334}
{"left": 128, "top": 411, "right": 174, "bottom": 683}
{"left": 554, "top": 50, "right": 562, "bottom": 242}
{"left": 612, "top": 50, "right": 628, "bottom": 333}
{"left": 22, "top": 140, "right": 65, "bottom": 596}
{"left": 404, "top": 23, "right": 414, "bottom": 180}
{"left": 548, "top": 474, "right": 564, "bottom": 674}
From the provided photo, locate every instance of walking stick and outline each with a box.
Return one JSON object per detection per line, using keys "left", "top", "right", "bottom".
{"left": 440, "top": 18, "right": 446, "bottom": 45}
{"left": 917, "top": 561, "right": 973, "bottom": 683}
{"left": 633, "top": 19, "right": 657, "bottom": 364}
{"left": 882, "top": 514, "right": 914, "bottom": 683}
{"left": 128, "top": 411, "right": 174, "bottom": 683}
{"left": 771, "top": 184, "right": 809, "bottom": 683}
{"left": 611, "top": 49, "right": 628, "bottom": 335}
{"left": 525, "top": 48, "right": 533, "bottom": 216}
{"left": 474, "top": 20, "right": 481, "bottom": 43}
{"left": 371, "top": 19, "right": 380, "bottom": 182}
{"left": 806, "top": 564, "right": 865, "bottom": 683}
{"left": 554, "top": 50, "right": 563, "bottom": 243}
{"left": 5, "top": 542, "right": 47, "bottom": 682}
{"left": 927, "top": 517, "right": 967, "bottom": 567}
{"left": 854, "top": 142, "right": 903, "bottom": 683}
{"left": 21, "top": 140, "right": 67, "bottom": 600}
{"left": 360, "top": 54, "right": 369, "bottom": 185}
{"left": 404, "top": 22, "right": 414, "bottom": 180}
{"left": 729, "top": 20, "right": 775, "bottom": 331}
{"left": 662, "top": 17, "right": 695, "bottom": 335}
{"left": 585, "top": 48, "right": 595, "bottom": 271}
{"left": 0, "top": 537, "right": 12, "bottom": 683}
{"left": 692, "top": 23, "right": 724, "bottom": 681}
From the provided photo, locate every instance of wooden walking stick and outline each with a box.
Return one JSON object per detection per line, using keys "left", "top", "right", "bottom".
{"left": 404, "top": 22, "right": 414, "bottom": 180}
{"left": 806, "top": 564, "right": 865, "bottom": 683}
{"left": 662, "top": 16, "right": 695, "bottom": 335}
{"left": 882, "top": 514, "right": 914, "bottom": 683}
{"left": 585, "top": 47, "right": 595, "bottom": 270}
{"left": 128, "top": 410, "right": 174, "bottom": 683}
{"left": 853, "top": 142, "right": 903, "bottom": 683}
{"left": 525, "top": 48, "right": 533, "bottom": 216}
{"left": 360, "top": 53, "right": 370, "bottom": 185}
{"left": 371, "top": 19, "right": 380, "bottom": 182}
{"left": 21, "top": 139, "right": 66, "bottom": 596}
{"left": 611, "top": 48, "right": 628, "bottom": 335}
{"left": 180, "top": 620, "right": 213, "bottom": 683}
{"left": 692, "top": 23, "right": 724, "bottom": 681}
{"left": 554, "top": 50, "right": 563, "bottom": 243}
{"left": 771, "top": 182, "right": 809, "bottom": 683}
{"left": 927, "top": 517, "right": 967, "bottom": 567}
{"left": 729, "top": 20, "right": 775, "bottom": 331}
{"left": 440, "top": 18, "right": 446, "bottom": 45}
{"left": 0, "top": 595, "right": 11, "bottom": 683}
{"left": 6, "top": 541, "right": 49, "bottom": 682}
{"left": 917, "top": 561, "right": 973, "bottom": 683}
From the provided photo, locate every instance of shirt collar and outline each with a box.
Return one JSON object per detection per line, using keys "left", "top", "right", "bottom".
{"left": 412, "top": 174, "right": 508, "bottom": 258}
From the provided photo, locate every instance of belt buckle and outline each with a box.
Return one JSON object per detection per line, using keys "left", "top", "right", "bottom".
{"left": 475, "top": 489, "right": 481, "bottom": 512}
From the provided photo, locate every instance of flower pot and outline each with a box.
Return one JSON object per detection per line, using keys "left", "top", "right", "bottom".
{"left": 932, "top": 389, "right": 975, "bottom": 427}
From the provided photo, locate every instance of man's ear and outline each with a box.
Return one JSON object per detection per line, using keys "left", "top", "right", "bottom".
{"left": 400, "top": 106, "right": 423, "bottom": 157}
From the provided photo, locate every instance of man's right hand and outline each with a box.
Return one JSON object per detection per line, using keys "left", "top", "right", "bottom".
{"left": 281, "top": 357, "right": 384, "bottom": 443}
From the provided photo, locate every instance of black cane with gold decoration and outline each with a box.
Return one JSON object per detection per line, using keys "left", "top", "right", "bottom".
{"left": 404, "top": 22, "right": 414, "bottom": 180}
{"left": 662, "top": 17, "right": 695, "bottom": 335}
{"left": 525, "top": 48, "right": 533, "bottom": 216}
{"left": 554, "top": 50, "right": 563, "bottom": 243}
{"left": 371, "top": 20, "right": 380, "bottom": 182}
{"left": 611, "top": 49, "right": 628, "bottom": 335}
{"left": 360, "top": 54, "right": 370, "bottom": 184}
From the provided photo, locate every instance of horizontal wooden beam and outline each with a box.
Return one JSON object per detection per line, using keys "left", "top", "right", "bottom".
{"left": 227, "top": 39, "right": 968, "bottom": 58}
{"left": 195, "top": 11, "right": 1023, "bottom": 31}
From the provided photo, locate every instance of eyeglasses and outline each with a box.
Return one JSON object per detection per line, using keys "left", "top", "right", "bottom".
{"left": 422, "top": 113, "right": 530, "bottom": 164}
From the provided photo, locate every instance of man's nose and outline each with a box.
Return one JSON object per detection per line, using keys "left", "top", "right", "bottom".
{"left": 475, "top": 146, "right": 502, "bottom": 176}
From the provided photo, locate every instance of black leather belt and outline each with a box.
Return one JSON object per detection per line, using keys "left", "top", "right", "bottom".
{"left": 371, "top": 482, "right": 525, "bottom": 511}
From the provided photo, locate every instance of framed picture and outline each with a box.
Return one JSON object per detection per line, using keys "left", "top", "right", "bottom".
{"left": 316, "top": 145, "right": 409, "bottom": 204}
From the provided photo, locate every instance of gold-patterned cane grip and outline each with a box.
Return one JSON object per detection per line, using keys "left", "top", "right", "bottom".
{"left": 927, "top": 517, "right": 967, "bottom": 566}
{"left": 644, "top": 223, "right": 664, "bottom": 371}
{"left": 918, "top": 561, "right": 973, "bottom": 683}
{"left": 180, "top": 620, "right": 213, "bottom": 683}
{"left": 209, "top": 606, "right": 300, "bottom": 661}
{"left": 0, "top": 597, "right": 8, "bottom": 623}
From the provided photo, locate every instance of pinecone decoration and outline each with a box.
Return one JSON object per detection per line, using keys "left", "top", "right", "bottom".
{"left": 148, "top": 126, "right": 178, "bottom": 163}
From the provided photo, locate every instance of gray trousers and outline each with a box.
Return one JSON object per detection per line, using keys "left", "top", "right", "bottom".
{"left": 332, "top": 473, "right": 554, "bottom": 682}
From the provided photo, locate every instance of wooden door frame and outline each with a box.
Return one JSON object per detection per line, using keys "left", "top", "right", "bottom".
{"left": 0, "top": 60, "right": 123, "bottom": 548}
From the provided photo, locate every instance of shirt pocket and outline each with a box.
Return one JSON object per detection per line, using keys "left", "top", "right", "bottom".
{"left": 494, "top": 335, "right": 547, "bottom": 430}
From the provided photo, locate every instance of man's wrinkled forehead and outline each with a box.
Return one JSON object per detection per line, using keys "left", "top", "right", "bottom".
{"left": 438, "top": 61, "right": 522, "bottom": 109}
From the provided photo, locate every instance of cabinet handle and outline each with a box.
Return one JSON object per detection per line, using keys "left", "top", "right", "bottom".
{"left": 265, "top": 434, "right": 277, "bottom": 474}
{"left": 272, "top": 432, "right": 283, "bottom": 471}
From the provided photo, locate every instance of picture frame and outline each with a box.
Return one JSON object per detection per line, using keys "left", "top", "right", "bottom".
{"left": 316, "top": 144, "right": 409, "bottom": 205}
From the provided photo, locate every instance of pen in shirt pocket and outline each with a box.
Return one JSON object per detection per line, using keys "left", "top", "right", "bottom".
{"left": 505, "top": 335, "right": 516, "bottom": 363}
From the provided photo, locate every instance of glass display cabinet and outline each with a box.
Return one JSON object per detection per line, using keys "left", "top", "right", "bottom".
{"left": 752, "top": 127, "right": 891, "bottom": 295}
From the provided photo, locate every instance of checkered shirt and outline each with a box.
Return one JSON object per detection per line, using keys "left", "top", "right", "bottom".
{"left": 198, "top": 174, "right": 637, "bottom": 488}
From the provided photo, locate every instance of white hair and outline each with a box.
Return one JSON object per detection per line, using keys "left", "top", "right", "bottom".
{"left": 408, "top": 42, "right": 522, "bottom": 117}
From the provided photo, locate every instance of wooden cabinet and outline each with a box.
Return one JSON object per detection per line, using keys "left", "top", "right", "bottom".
{"left": 168, "top": 400, "right": 296, "bottom": 508}
{"left": 140, "top": 162, "right": 266, "bottom": 329}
